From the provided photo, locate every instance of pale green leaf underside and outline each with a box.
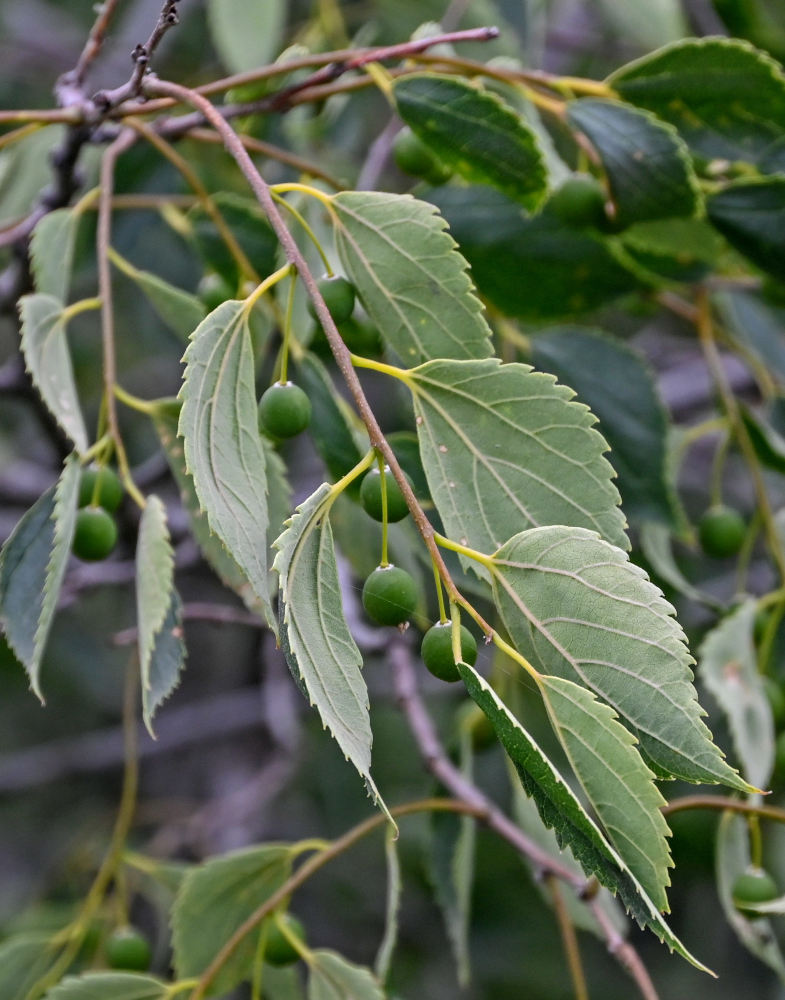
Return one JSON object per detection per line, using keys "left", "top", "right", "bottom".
{"left": 43, "top": 974, "right": 168, "bottom": 1000}
{"left": 0, "top": 933, "right": 58, "bottom": 1000}
{"left": 19, "top": 294, "right": 88, "bottom": 454}
{"left": 492, "top": 525, "right": 750, "bottom": 792}
{"left": 458, "top": 665, "right": 710, "bottom": 971}
{"left": 540, "top": 674, "right": 672, "bottom": 911}
{"left": 393, "top": 73, "right": 547, "bottom": 208}
{"left": 308, "top": 950, "right": 385, "bottom": 1000}
{"left": 332, "top": 191, "right": 493, "bottom": 365}
{"left": 136, "top": 496, "right": 174, "bottom": 688}
{"left": 172, "top": 844, "right": 292, "bottom": 995}
{"left": 30, "top": 208, "right": 78, "bottom": 302}
{"left": 274, "top": 485, "right": 388, "bottom": 816}
{"left": 112, "top": 251, "right": 206, "bottom": 342}
{"left": 207, "top": 0, "right": 285, "bottom": 72}
{"left": 0, "top": 455, "right": 79, "bottom": 700}
{"left": 409, "top": 358, "right": 627, "bottom": 570}
{"left": 141, "top": 588, "right": 186, "bottom": 736}
{"left": 179, "top": 301, "right": 274, "bottom": 630}
{"left": 698, "top": 599, "right": 774, "bottom": 790}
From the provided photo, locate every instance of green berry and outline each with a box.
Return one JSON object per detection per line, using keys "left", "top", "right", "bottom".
{"left": 258, "top": 382, "right": 312, "bottom": 439}
{"left": 732, "top": 866, "right": 779, "bottom": 915}
{"left": 698, "top": 504, "right": 747, "bottom": 558}
{"left": 764, "top": 676, "right": 785, "bottom": 726}
{"left": 105, "top": 926, "right": 152, "bottom": 971}
{"left": 359, "top": 467, "right": 411, "bottom": 523}
{"left": 421, "top": 622, "right": 477, "bottom": 682}
{"left": 78, "top": 466, "right": 124, "bottom": 512}
{"left": 72, "top": 507, "right": 118, "bottom": 562}
{"left": 308, "top": 275, "right": 356, "bottom": 324}
{"left": 362, "top": 565, "right": 418, "bottom": 626}
{"left": 198, "top": 272, "right": 234, "bottom": 311}
{"left": 393, "top": 128, "right": 452, "bottom": 186}
{"left": 548, "top": 174, "right": 608, "bottom": 229}
{"left": 264, "top": 913, "right": 305, "bottom": 967}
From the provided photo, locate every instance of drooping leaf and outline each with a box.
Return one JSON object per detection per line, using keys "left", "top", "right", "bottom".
{"left": 43, "top": 974, "right": 168, "bottom": 1000}
{"left": 715, "top": 289, "right": 785, "bottom": 384}
{"left": 296, "top": 353, "right": 366, "bottom": 490}
{"left": 374, "top": 825, "right": 401, "bottom": 984}
{"left": 715, "top": 812, "right": 785, "bottom": 980}
{"left": 698, "top": 599, "right": 774, "bottom": 790}
{"left": 531, "top": 327, "right": 678, "bottom": 527}
{"left": 142, "top": 588, "right": 186, "bottom": 735}
{"left": 0, "top": 933, "right": 57, "bottom": 1000}
{"left": 431, "top": 187, "right": 640, "bottom": 320}
{"left": 567, "top": 99, "right": 700, "bottom": 227}
{"left": 273, "top": 485, "right": 388, "bottom": 816}
{"left": 740, "top": 401, "right": 785, "bottom": 474}
{"left": 188, "top": 192, "right": 278, "bottom": 287}
{"left": 539, "top": 673, "right": 672, "bottom": 910}
{"left": 30, "top": 208, "right": 79, "bottom": 302}
{"left": 491, "top": 525, "right": 751, "bottom": 791}
{"left": 110, "top": 249, "right": 206, "bottom": 342}
{"left": 172, "top": 844, "right": 293, "bottom": 995}
{"left": 458, "top": 664, "right": 710, "bottom": 971}
{"left": 307, "top": 950, "right": 385, "bottom": 1000}
{"left": 19, "top": 293, "right": 89, "bottom": 454}
{"left": 0, "top": 455, "right": 80, "bottom": 699}
{"left": 707, "top": 177, "right": 785, "bottom": 281}
{"left": 393, "top": 73, "right": 547, "bottom": 208}
{"left": 207, "top": 0, "right": 285, "bottom": 72}
{"left": 408, "top": 357, "right": 627, "bottom": 570}
{"left": 332, "top": 191, "right": 493, "bottom": 365}
{"left": 179, "top": 301, "right": 274, "bottom": 630}
{"left": 136, "top": 497, "right": 174, "bottom": 689}
{"left": 610, "top": 38, "right": 785, "bottom": 173}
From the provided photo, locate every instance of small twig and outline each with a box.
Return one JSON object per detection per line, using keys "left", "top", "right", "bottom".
{"left": 588, "top": 902, "right": 660, "bottom": 1000}
{"left": 70, "top": 0, "right": 123, "bottom": 90}
{"left": 113, "top": 601, "right": 264, "bottom": 646}
{"left": 662, "top": 795, "right": 785, "bottom": 824}
{"left": 545, "top": 874, "right": 590, "bottom": 1000}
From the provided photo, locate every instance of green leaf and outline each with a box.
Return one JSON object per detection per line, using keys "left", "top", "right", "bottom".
{"left": 274, "top": 486, "right": 390, "bottom": 817}
{"left": 617, "top": 218, "right": 723, "bottom": 283}
{"left": 707, "top": 177, "right": 785, "bottom": 281}
{"left": 136, "top": 497, "right": 174, "bottom": 690}
{"left": 179, "top": 301, "right": 274, "bottom": 630}
{"left": 740, "top": 401, "right": 785, "bottom": 474}
{"left": 0, "top": 455, "right": 80, "bottom": 700}
{"left": 491, "top": 525, "right": 751, "bottom": 791}
{"left": 566, "top": 99, "right": 700, "bottom": 227}
{"left": 532, "top": 327, "right": 678, "bottom": 527}
{"left": 207, "top": 0, "right": 285, "bottom": 72}
{"left": 189, "top": 192, "right": 278, "bottom": 287}
{"left": 142, "top": 588, "right": 186, "bottom": 736}
{"left": 610, "top": 38, "right": 785, "bottom": 173}
{"left": 715, "top": 290, "right": 785, "bottom": 383}
{"left": 374, "top": 826, "right": 401, "bottom": 984}
{"left": 19, "top": 294, "right": 89, "bottom": 454}
{"left": 0, "top": 933, "right": 57, "bottom": 1000}
{"left": 539, "top": 673, "right": 672, "bottom": 910}
{"left": 43, "top": 975, "right": 168, "bottom": 1000}
{"left": 332, "top": 191, "right": 493, "bottom": 365}
{"left": 639, "top": 521, "right": 721, "bottom": 610}
{"left": 408, "top": 357, "right": 627, "bottom": 570}
{"left": 430, "top": 187, "right": 640, "bottom": 320}
{"left": 30, "top": 208, "right": 79, "bottom": 302}
{"left": 172, "top": 844, "right": 293, "bottom": 995}
{"left": 393, "top": 73, "right": 547, "bottom": 208}
{"left": 715, "top": 812, "right": 785, "bottom": 980}
{"left": 296, "top": 353, "right": 366, "bottom": 489}
{"left": 698, "top": 599, "right": 774, "bottom": 790}
{"left": 593, "top": 0, "right": 687, "bottom": 48}
{"left": 111, "top": 250, "right": 206, "bottom": 342}
{"left": 307, "top": 950, "right": 385, "bottom": 1000}
{"left": 458, "top": 664, "right": 710, "bottom": 971}
{"left": 0, "top": 127, "right": 64, "bottom": 227}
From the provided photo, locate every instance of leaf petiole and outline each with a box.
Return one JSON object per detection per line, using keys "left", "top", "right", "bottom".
{"left": 243, "top": 261, "right": 292, "bottom": 314}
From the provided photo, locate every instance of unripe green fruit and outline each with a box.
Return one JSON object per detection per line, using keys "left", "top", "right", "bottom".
{"left": 258, "top": 382, "right": 312, "bottom": 439}
{"left": 105, "top": 926, "right": 152, "bottom": 971}
{"left": 359, "top": 467, "right": 411, "bottom": 523}
{"left": 78, "top": 466, "right": 124, "bottom": 512}
{"left": 72, "top": 506, "right": 118, "bottom": 562}
{"left": 264, "top": 913, "right": 305, "bottom": 966}
{"left": 198, "top": 272, "right": 234, "bottom": 311}
{"left": 421, "top": 622, "right": 477, "bottom": 682}
{"left": 764, "top": 676, "right": 785, "bottom": 726}
{"left": 393, "top": 128, "right": 452, "bottom": 186}
{"left": 362, "top": 565, "right": 418, "bottom": 626}
{"left": 308, "top": 275, "right": 356, "bottom": 324}
{"left": 732, "top": 866, "right": 779, "bottom": 915}
{"left": 548, "top": 174, "right": 608, "bottom": 229}
{"left": 698, "top": 504, "right": 747, "bottom": 558}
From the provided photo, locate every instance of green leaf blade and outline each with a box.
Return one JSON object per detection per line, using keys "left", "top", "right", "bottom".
{"left": 491, "top": 525, "right": 751, "bottom": 792}
{"left": 393, "top": 73, "right": 547, "bottom": 208}
{"left": 30, "top": 208, "right": 78, "bottom": 302}
{"left": 112, "top": 252, "right": 206, "bottom": 342}
{"left": 409, "top": 358, "right": 628, "bottom": 566}
{"left": 332, "top": 191, "right": 493, "bottom": 365}
{"left": 307, "top": 950, "right": 385, "bottom": 1000}
{"left": 178, "top": 301, "right": 274, "bottom": 629}
{"left": 19, "top": 294, "right": 89, "bottom": 454}
{"left": 707, "top": 177, "right": 785, "bottom": 281}
{"left": 207, "top": 0, "right": 285, "bottom": 72}
{"left": 43, "top": 974, "right": 168, "bottom": 1000}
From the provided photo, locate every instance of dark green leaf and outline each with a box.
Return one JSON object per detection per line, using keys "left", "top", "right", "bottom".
{"left": 567, "top": 99, "right": 700, "bottom": 227}
{"left": 188, "top": 193, "right": 278, "bottom": 287}
{"left": 707, "top": 177, "right": 785, "bottom": 280}
{"left": 617, "top": 218, "right": 723, "bottom": 283}
{"left": 111, "top": 250, "right": 206, "bottom": 342}
{"left": 716, "top": 290, "right": 785, "bottom": 382}
{"left": 332, "top": 191, "right": 493, "bottom": 364}
{"left": 44, "top": 975, "right": 168, "bottom": 1000}
{"left": 393, "top": 73, "right": 547, "bottom": 208}
{"left": 740, "top": 401, "right": 785, "bottom": 474}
